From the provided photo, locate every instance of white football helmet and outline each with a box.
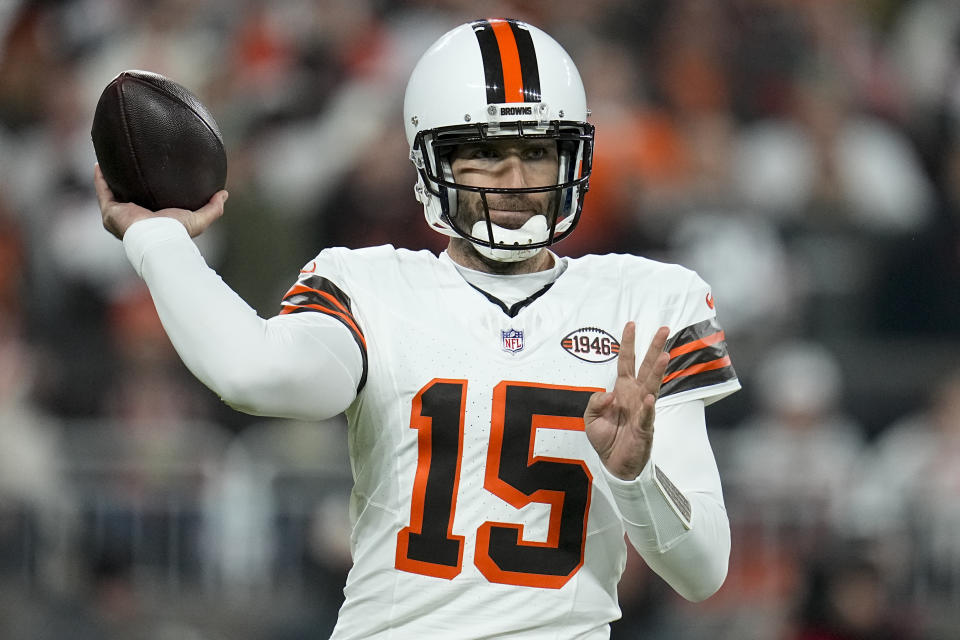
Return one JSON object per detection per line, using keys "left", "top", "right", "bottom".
{"left": 404, "top": 18, "right": 594, "bottom": 261}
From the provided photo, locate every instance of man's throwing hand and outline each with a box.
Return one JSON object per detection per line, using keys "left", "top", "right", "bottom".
{"left": 584, "top": 323, "right": 670, "bottom": 481}
{"left": 95, "top": 163, "right": 228, "bottom": 240}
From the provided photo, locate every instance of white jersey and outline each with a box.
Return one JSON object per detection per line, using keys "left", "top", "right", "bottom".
{"left": 278, "top": 247, "right": 740, "bottom": 639}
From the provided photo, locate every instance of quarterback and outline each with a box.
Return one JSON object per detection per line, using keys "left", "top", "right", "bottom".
{"left": 96, "top": 18, "right": 739, "bottom": 639}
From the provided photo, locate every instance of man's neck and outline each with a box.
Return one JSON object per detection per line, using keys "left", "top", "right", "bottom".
{"left": 446, "top": 238, "right": 555, "bottom": 275}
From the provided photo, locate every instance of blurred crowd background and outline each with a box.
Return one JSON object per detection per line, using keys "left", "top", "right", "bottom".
{"left": 1, "top": 0, "right": 960, "bottom": 638}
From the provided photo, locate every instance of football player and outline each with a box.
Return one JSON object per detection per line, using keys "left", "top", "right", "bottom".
{"left": 96, "top": 18, "right": 740, "bottom": 639}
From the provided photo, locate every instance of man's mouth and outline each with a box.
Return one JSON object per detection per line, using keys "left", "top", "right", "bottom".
{"left": 488, "top": 209, "right": 535, "bottom": 230}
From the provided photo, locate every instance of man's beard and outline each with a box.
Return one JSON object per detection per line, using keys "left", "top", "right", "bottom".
{"left": 454, "top": 190, "right": 560, "bottom": 235}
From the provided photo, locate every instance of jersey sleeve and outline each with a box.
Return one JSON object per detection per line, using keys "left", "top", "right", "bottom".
{"left": 279, "top": 253, "right": 369, "bottom": 392}
{"left": 122, "top": 218, "right": 362, "bottom": 420}
{"left": 604, "top": 399, "right": 730, "bottom": 602}
{"left": 658, "top": 273, "right": 740, "bottom": 407}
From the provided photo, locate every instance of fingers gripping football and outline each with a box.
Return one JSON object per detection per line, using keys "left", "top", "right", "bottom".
{"left": 95, "top": 164, "right": 227, "bottom": 240}
{"left": 584, "top": 323, "right": 670, "bottom": 480}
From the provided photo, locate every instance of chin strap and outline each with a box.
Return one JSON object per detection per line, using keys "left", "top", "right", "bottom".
{"left": 470, "top": 215, "right": 549, "bottom": 262}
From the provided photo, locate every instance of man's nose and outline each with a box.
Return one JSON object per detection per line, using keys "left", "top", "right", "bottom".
{"left": 498, "top": 155, "right": 529, "bottom": 188}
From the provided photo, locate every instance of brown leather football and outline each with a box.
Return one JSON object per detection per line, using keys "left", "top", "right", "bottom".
{"left": 91, "top": 70, "right": 227, "bottom": 211}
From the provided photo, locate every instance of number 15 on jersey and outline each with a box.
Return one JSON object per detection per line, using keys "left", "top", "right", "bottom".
{"left": 396, "top": 379, "right": 602, "bottom": 589}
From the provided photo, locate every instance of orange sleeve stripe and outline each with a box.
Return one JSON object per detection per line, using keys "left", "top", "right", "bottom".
{"left": 284, "top": 284, "right": 350, "bottom": 315}
{"left": 668, "top": 330, "right": 725, "bottom": 359}
{"left": 661, "top": 355, "right": 732, "bottom": 384}
{"left": 490, "top": 19, "right": 524, "bottom": 103}
{"left": 280, "top": 303, "right": 366, "bottom": 349}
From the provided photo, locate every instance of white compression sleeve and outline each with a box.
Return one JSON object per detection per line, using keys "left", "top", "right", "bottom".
{"left": 603, "top": 399, "right": 730, "bottom": 602}
{"left": 122, "top": 217, "right": 362, "bottom": 420}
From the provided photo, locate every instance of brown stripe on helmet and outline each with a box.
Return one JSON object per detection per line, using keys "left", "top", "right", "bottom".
{"left": 472, "top": 19, "right": 541, "bottom": 105}
{"left": 508, "top": 20, "right": 541, "bottom": 102}
{"left": 472, "top": 19, "right": 506, "bottom": 104}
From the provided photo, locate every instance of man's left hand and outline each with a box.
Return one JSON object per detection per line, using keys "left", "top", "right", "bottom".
{"left": 584, "top": 323, "right": 670, "bottom": 480}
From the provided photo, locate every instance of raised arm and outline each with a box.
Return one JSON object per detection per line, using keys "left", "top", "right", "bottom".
{"left": 585, "top": 322, "right": 730, "bottom": 601}
{"left": 95, "top": 166, "right": 362, "bottom": 420}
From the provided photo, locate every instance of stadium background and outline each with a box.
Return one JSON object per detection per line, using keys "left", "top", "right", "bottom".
{"left": 1, "top": 0, "right": 959, "bottom": 638}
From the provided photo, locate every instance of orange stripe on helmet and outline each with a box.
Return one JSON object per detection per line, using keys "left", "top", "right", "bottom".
{"left": 489, "top": 19, "right": 524, "bottom": 103}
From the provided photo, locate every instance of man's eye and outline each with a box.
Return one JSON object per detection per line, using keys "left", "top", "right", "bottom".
{"left": 460, "top": 146, "right": 497, "bottom": 160}
{"left": 524, "top": 147, "right": 547, "bottom": 160}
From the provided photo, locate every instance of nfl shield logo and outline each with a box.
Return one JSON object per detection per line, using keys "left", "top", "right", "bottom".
{"left": 501, "top": 328, "right": 524, "bottom": 353}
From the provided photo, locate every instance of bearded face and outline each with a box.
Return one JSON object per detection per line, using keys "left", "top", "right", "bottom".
{"left": 448, "top": 139, "right": 561, "bottom": 238}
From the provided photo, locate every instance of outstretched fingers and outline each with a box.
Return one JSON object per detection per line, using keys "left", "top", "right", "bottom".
{"left": 638, "top": 326, "right": 670, "bottom": 395}
{"left": 617, "top": 323, "right": 670, "bottom": 382}
{"left": 617, "top": 321, "right": 637, "bottom": 379}
{"left": 587, "top": 323, "right": 672, "bottom": 480}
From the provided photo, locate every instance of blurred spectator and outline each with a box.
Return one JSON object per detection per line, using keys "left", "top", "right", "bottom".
{"left": 793, "top": 0, "right": 906, "bottom": 122}
{"left": 250, "top": 5, "right": 443, "bottom": 220}
{"left": 723, "top": 340, "right": 864, "bottom": 539}
{"left": 732, "top": 66, "right": 934, "bottom": 234}
{"left": 0, "top": 312, "right": 71, "bottom": 586}
{"left": 209, "top": 417, "right": 353, "bottom": 638}
{"left": 717, "top": 341, "right": 865, "bottom": 616}
{"left": 101, "top": 281, "right": 215, "bottom": 425}
{"left": 0, "top": 204, "right": 23, "bottom": 316}
{"left": 312, "top": 124, "right": 443, "bottom": 253}
{"left": 666, "top": 211, "right": 797, "bottom": 345}
{"left": 567, "top": 1, "right": 743, "bottom": 255}
{"left": 785, "top": 547, "right": 915, "bottom": 640}
{"left": 888, "top": 0, "right": 960, "bottom": 164}
{"left": 557, "top": 38, "right": 669, "bottom": 257}
{"left": 0, "top": 206, "right": 73, "bottom": 591}
{"left": 873, "top": 125, "right": 960, "bottom": 337}
{"left": 848, "top": 369, "right": 960, "bottom": 605}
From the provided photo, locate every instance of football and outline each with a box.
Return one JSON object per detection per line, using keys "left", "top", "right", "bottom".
{"left": 91, "top": 70, "right": 227, "bottom": 211}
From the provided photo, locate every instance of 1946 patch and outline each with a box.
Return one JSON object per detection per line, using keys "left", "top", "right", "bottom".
{"left": 560, "top": 327, "right": 620, "bottom": 363}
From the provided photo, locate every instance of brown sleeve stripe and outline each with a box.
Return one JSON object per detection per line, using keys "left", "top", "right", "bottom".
{"left": 280, "top": 301, "right": 367, "bottom": 350}
{"left": 281, "top": 285, "right": 362, "bottom": 342}
{"left": 283, "top": 283, "right": 351, "bottom": 315}
{"left": 298, "top": 275, "right": 353, "bottom": 311}
{"left": 664, "top": 316, "right": 722, "bottom": 350}
{"left": 662, "top": 355, "right": 732, "bottom": 385}
{"left": 280, "top": 284, "right": 350, "bottom": 318}
{"left": 660, "top": 317, "right": 736, "bottom": 398}
{"left": 668, "top": 329, "right": 725, "bottom": 359}
{"left": 279, "top": 275, "right": 368, "bottom": 392}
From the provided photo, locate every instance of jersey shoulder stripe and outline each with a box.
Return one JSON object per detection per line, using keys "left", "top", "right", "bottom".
{"left": 660, "top": 316, "right": 735, "bottom": 399}
{"left": 280, "top": 274, "right": 369, "bottom": 391}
